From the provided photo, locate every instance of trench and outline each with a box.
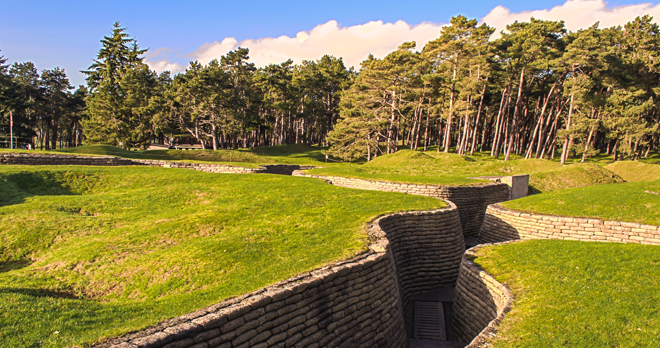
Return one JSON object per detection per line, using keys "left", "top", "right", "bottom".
{"left": 2, "top": 153, "right": 514, "bottom": 348}
{"left": 305, "top": 174, "right": 515, "bottom": 348}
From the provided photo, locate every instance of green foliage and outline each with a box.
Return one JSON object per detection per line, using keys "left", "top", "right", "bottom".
{"left": 82, "top": 22, "right": 156, "bottom": 148}
{"left": 503, "top": 180, "right": 660, "bottom": 225}
{"left": 0, "top": 166, "right": 443, "bottom": 347}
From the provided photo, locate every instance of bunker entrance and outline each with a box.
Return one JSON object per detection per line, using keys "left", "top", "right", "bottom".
{"left": 406, "top": 287, "right": 467, "bottom": 348}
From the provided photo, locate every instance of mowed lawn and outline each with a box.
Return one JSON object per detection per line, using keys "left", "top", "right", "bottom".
{"left": 0, "top": 166, "right": 444, "bottom": 348}
{"left": 502, "top": 180, "right": 660, "bottom": 226}
{"left": 474, "top": 240, "right": 660, "bottom": 348}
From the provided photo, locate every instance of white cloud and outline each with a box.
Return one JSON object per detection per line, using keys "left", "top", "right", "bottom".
{"left": 483, "top": 0, "right": 660, "bottom": 38}
{"left": 146, "top": 0, "right": 660, "bottom": 74}
{"left": 148, "top": 60, "right": 184, "bottom": 74}
{"left": 146, "top": 20, "right": 445, "bottom": 74}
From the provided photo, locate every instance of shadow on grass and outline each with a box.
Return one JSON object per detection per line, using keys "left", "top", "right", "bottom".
{"left": 0, "top": 287, "right": 80, "bottom": 299}
{"left": 528, "top": 185, "right": 543, "bottom": 194}
{"left": 0, "top": 260, "right": 33, "bottom": 274}
{"left": 0, "top": 171, "right": 78, "bottom": 207}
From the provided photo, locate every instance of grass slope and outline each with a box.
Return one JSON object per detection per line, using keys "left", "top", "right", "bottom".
{"left": 306, "top": 150, "right": 623, "bottom": 189}
{"left": 606, "top": 161, "right": 660, "bottom": 183}
{"left": 0, "top": 166, "right": 443, "bottom": 348}
{"left": 526, "top": 164, "right": 624, "bottom": 193}
{"left": 474, "top": 240, "right": 660, "bottom": 348}
{"left": 502, "top": 180, "right": 660, "bottom": 226}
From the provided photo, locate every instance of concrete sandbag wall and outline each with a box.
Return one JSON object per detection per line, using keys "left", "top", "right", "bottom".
{"left": 451, "top": 243, "right": 514, "bottom": 347}
{"left": 375, "top": 204, "right": 465, "bottom": 309}
{"left": 478, "top": 204, "right": 660, "bottom": 245}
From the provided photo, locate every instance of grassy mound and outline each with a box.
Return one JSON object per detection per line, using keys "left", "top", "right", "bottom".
{"left": 307, "top": 150, "right": 622, "bottom": 189}
{"left": 365, "top": 150, "right": 473, "bottom": 167}
{"left": 0, "top": 166, "right": 443, "bottom": 348}
{"left": 527, "top": 164, "right": 624, "bottom": 193}
{"left": 606, "top": 161, "right": 660, "bottom": 183}
{"left": 502, "top": 180, "right": 660, "bottom": 226}
{"left": 474, "top": 240, "right": 660, "bottom": 347}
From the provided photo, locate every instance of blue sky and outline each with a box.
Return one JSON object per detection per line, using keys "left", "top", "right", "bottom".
{"left": 2, "top": 0, "right": 658, "bottom": 87}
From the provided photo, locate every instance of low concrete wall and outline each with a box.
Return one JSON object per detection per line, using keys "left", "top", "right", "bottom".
{"left": 478, "top": 204, "right": 660, "bottom": 245}
{"left": 293, "top": 172, "right": 509, "bottom": 238}
{"left": 95, "top": 204, "right": 465, "bottom": 348}
{"left": 451, "top": 242, "right": 515, "bottom": 347}
{"left": 1, "top": 153, "right": 310, "bottom": 176}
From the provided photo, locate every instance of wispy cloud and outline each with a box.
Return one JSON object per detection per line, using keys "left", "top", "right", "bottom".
{"left": 145, "top": 20, "right": 445, "bottom": 74}
{"left": 483, "top": 0, "right": 660, "bottom": 38}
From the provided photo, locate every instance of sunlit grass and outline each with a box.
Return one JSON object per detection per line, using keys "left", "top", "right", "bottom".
{"left": 475, "top": 240, "right": 660, "bottom": 348}
{"left": 0, "top": 165, "right": 443, "bottom": 348}
{"left": 502, "top": 180, "right": 660, "bottom": 226}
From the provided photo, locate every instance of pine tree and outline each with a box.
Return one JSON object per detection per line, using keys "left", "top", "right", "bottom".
{"left": 82, "top": 22, "right": 153, "bottom": 147}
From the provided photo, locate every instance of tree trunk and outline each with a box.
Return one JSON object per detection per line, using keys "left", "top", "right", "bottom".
{"left": 444, "top": 85, "right": 456, "bottom": 153}
{"left": 470, "top": 85, "right": 486, "bottom": 155}
{"left": 505, "top": 67, "right": 525, "bottom": 161}
{"left": 492, "top": 84, "right": 510, "bottom": 158}
{"left": 612, "top": 138, "right": 619, "bottom": 161}
{"left": 560, "top": 93, "right": 575, "bottom": 165}
{"left": 423, "top": 102, "right": 430, "bottom": 152}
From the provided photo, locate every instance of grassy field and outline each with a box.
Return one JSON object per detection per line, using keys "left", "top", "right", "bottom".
{"left": 474, "top": 240, "right": 660, "bottom": 348}
{"left": 0, "top": 166, "right": 443, "bottom": 348}
{"left": 502, "top": 180, "right": 660, "bottom": 226}
{"left": 305, "top": 150, "right": 624, "bottom": 190}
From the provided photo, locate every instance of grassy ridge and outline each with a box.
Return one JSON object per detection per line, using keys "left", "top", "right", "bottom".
{"left": 475, "top": 240, "right": 660, "bottom": 347}
{"left": 306, "top": 150, "right": 623, "bottom": 189}
{"left": 502, "top": 180, "right": 660, "bottom": 226}
{"left": 0, "top": 166, "right": 443, "bottom": 348}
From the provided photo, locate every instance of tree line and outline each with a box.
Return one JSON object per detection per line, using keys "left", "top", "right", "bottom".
{"left": 1, "top": 16, "right": 659, "bottom": 162}
{"left": 82, "top": 22, "right": 352, "bottom": 150}
{"left": 0, "top": 54, "right": 86, "bottom": 149}
{"left": 331, "top": 15, "right": 660, "bottom": 162}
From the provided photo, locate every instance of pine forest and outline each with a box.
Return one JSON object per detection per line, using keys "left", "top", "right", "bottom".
{"left": 2, "top": 15, "right": 660, "bottom": 163}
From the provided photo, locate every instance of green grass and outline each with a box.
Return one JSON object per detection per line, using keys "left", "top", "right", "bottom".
{"left": 474, "top": 240, "right": 660, "bottom": 348}
{"left": 305, "top": 150, "right": 623, "bottom": 189}
{"left": 606, "top": 161, "right": 660, "bottom": 183}
{"left": 502, "top": 180, "right": 660, "bottom": 226}
{"left": 0, "top": 166, "right": 444, "bottom": 348}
